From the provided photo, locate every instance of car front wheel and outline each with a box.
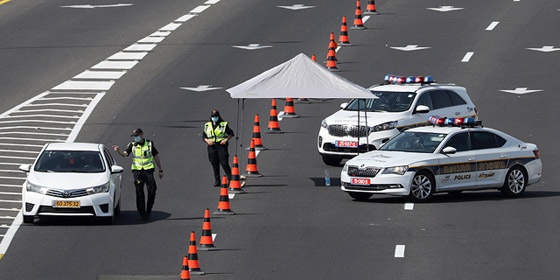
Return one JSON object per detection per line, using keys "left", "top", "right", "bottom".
{"left": 501, "top": 166, "right": 527, "bottom": 197}
{"left": 408, "top": 171, "right": 435, "bottom": 202}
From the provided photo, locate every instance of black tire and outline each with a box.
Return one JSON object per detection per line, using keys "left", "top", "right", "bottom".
{"left": 348, "top": 192, "right": 372, "bottom": 201}
{"left": 114, "top": 198, "right": 121, "bottom": 216}
{"left": 322, "top": 155, "right": 342, "bottom": 166}
{"left": 408, "top": 171, "right": 435, "bottom": 202}
{"left": 501, "top": 166, "right": 527, "bottom": 197}
{"left": 23, "top": 215, "right": 34, "bottom": 224}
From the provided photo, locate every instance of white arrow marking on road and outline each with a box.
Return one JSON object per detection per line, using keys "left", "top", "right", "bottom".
{"left": 427, "top": 6, "right": 464, "bottom": 12}
{"left": 277, "top": 4, "right": 315, "bottom": 10}
{"left": 180, "top": 85, "right": 223, "bottom": 92}
{"left": 232, "top": 44, "right": 272, "bottom": 50}
{"left": 61, "top": 3, "right": 132, "bottom": 8}
{"left": 500, "top": 88, "right": 543, "bottom": 95}
{"left": 390, "top": 45, "right": 431, "bottom": 52}
{"left": 526, "top": 46, "right": 560, "bottom": 53}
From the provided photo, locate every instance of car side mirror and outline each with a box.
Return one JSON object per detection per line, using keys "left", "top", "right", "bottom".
{"left": 19, "top": 164, "right": 31, "bottom": 172}
{"left": 414, "top": 105, "right": 430, "bottom": 114}
{"left": 441, "top": 146, "right": 457, "bottom": 154}
{"left": 340, "top": 102, "right": 348, "bottom": 109}
{"left": 111, "top": 165, "right": 124, "bottom": 174}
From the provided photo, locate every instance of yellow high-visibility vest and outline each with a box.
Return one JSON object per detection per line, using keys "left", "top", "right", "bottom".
{"left": 131, "top": 140, "right": 155, "bottom": 170}
{"left": 204, "top": 121, "right": 228, "bottom": 142}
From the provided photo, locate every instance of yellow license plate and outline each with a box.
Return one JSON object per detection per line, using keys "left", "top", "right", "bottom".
{"left": 53, "top": 201, "right": 81, "bottom": 208}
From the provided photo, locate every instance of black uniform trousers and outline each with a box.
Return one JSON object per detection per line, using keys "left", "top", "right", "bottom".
{"left": 207, "top": 144, "right": 231, "bottom": 184}
{"left": 133, "top": 169, "right": 157, "bottom": 215}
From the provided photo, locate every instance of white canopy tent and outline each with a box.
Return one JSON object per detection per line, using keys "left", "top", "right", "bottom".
{"left": 226, "top": 53, "right": 374, "bottom": 99}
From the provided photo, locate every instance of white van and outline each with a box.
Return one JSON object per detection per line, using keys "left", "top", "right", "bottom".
{"left": 317, "top": 75, "right": 478, "bottom": 166}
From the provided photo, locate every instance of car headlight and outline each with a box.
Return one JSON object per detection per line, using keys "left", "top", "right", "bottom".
{"left": 370, "top": 121, "right": 398, "bottom": 133}
{"left": 342, "top": 163, "right": 348, "bottom": 172}
{"left": 382, "top": 165, "right": 409, "bottom": 175}
{"left": 26, "top": 182, "right": 48, "bottom": 194}
{"left": 321, "top": 119, "right": 328, "bottom": 128}
{"left": 86, "top": 182, "right": 110, "bottom": 194}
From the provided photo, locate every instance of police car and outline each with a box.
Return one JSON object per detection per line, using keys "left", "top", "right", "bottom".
{"left": 318, "top": 75, "right": 478, "bottom": 166}
{"left": 340, "top": 117, "right": 542, "bottom": 202}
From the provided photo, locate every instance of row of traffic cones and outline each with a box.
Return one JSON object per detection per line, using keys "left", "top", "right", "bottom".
{"left": 180, "top": 209, "right": 215, "bottom": 279}
{"left": 322, "top": 0, "right": 380, "bottom": 71}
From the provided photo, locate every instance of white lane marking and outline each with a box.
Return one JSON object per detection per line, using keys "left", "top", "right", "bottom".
{"left": 277, "top": 111, "right": 284, "bottom": 121}
{"left": 190, "top": 5, "right": 210, "bottom": 13}
{"left": 277, "top": 4, "right": 315, "bottom": 10}
{"left": 137, "top": 37, "right": 164, "bottom": 44}
{"left": 4, "top": 114, "right": 79, "bottom": 120}
{"left": 73, "top": 70, "right": 125, "bottom": 80}
{"left": 180, "top": 85, "right": 223, "bottom": 92}
{"left": 23, "top": 103, "right": 87, "bottom": 108}
{"left": 0, "top": 92, "right": 49, "bottom": 119}
{"left": 0, "top": 126, "right": 72, "bottom": 131}
{"left": 38, "top": 96, "right": 92, "bottom": 101}
{"left": 0, "top": 177, "right": 25, "bottom": 180}
{"left": 0, "top": 137, "right": 64, "bottom": 142}
{"left": 0, "top": 155, "right": 36, "bottom": 160}
{"left": 486, "top": 21, "right": 499, "bottom": 31}
{"left": 0, "top": 150, "right": 40, "bottom": 154}
{"left": 526, "top": 46, "right": 560, "bottom": 53}
{"left": 0, "top": 208, "right": 20, "bottom": 211}
{"left": 123, "top": 43, "right": 157, "bottom": 52}
{"left": 0, "top": 163, "right": 29, "bottom": 166}
{"left": 499, "top": 88, "right": 543, "bottom": 95}
{"left": 15, "top": 108, "right": 83, "bottom": 114}
{"left": 159, "top": 23, "right": 182, "bottom": 32}
{"left": 0, "top": 200, "right": 21, "bottom": 203}
{"left": 175, "top": 14, "right": 196, "bottom": 23}
{"left": 107, "top": 52, "right": 148, "bottom": 60}
{"left": 228, "top": 193, "right": 235, "bottom": 199}
{"left": 150, "top": 31, "right": 171, "bottom": 37}
{"left": 255, "top": 150, "right": 261, "bottom": 157}
{"left": 0, "top": 211, "right": 22, "bottom": 257}
{"left": 61, "top": 4, "right": 132, "bottom": 9}
{"left": 52, "top": 81, "right": 115, "bottom": 91}
{"left": 461, "top": 52, "right": 474, "bottom": 62}
{"left": 390, "top": 45, "right": 431, "bottom": 51}
{"left": 0, "top": 216, "right": 16, "bottom": 219}
{"left": 91, "top": 61, "right": 138, "bottom": 70}
{"left": 211, "top": 233, "right": 217, "bottom": 241}
{"left": 232, "top": 44, "right": 272, "bottom": 50}
{"left": 335, "top": 46, "right": 341, "bottom": 52}
{"left": 404, "top": 203, "right": 414, "bottom": 210}
{"left": 427, "top": 6, "right": 464, "bottom": 12}
{"left": 0, "top": 193, "right": 21, "bottom": 196}
{"left": 66, "top": 93, "right": 104, "bottom": 143}
{"left": 0, "top": 143, "right": 46, "bottom": 147}
{"left": 395, "top": 245, "right": 405, "bottom": 258}
{"left": 362, "top": 15, "right": 370, "bottom": 23}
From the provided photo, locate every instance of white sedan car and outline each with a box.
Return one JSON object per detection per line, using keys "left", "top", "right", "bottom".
{"left": 341, "top": 118, "right": 542, "bottom": 202}
{"left": 19, "top": 143, "right": 123, "bottom": 224}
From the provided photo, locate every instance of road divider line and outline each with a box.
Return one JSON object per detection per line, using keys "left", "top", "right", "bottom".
{"left": 190, "top": 5, "right": 210, "bottom": 13}
{"left": 0, "top": 143, "right": 46, "bottom": 147}
{"left": 0, "top": 137, "right": 65, "bottom": 142}
{"left": 0, "top": 208, "right": 19, "bottom": 211}
{"left": 0, "top": 200, "right": 21, "bottom": 203}
{"left": 52, "top": 80, "right": 115, "bottom": 91}
{"left": 123, "top": 43, "right": 157, "bottom": 52}
{"left": 4, "top": 114, "right": 80, "bottom": 119}
{"left": 363, "top": 15, "right": 370, "bottom": 23}
{"left": 73, "top": 70, "right": 126, "bottom": 80}
{"left": 159, "top": 23, "right": 182, "bottom": 32}
{"left": 0, "top": 150, "right": 39, "bottom": 154}
{"left": 66, "top": 93, "right": 105, "bottom": 143}
{"left": 137, "top": 37, "right": 164, "bottom": 44}
{"left": 461, "top": 52, "right": 474, "bottom": 62}
{"left": 150, "top": 31, "right": 171, "bottom": 37}
{"left": 175, "top": 14, "right": 196, "bottom": 22}
{"left": 205, "top": 0, "right": 220, "bottom": 4}
{"left": 91, "top": 61, "right": 138, "bottom": 70}
{"left": 395, "top": 245, "right": 405, "bottom": 258}
{"left": 486, "top": 21, "right": 499, "bottom": 31}
{"left": 107, "top": 52, "right": 148, "bottom": 60}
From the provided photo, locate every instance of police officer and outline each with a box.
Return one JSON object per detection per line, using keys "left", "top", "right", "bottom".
{"left": 203, "top": 110, "right": 234, "bottom": 186}
{"left": 113, "top": 128, "right": 163, "bottom": 221}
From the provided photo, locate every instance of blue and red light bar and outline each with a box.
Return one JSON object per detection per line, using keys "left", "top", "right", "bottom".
{"left": 384, "top": 74, "right": 435, "bottom": 84}
{"left": 428, "top": 116, "right": 478, "bottom": 126}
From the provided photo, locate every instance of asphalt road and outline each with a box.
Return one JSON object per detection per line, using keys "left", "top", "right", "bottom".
{"left": 0, "top": 0, "right": 559, "bottom": 279}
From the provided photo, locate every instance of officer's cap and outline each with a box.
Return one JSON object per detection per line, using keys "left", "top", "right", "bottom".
{"left": 131, "top": 128, "right": 143, "bottom": 136}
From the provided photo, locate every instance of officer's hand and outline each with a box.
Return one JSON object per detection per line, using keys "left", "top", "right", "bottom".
{"left": 112, "top": 145, "right": 120, "bottom": 151}
{"left": 220, "top": 139, "right": 228, "bottom": 145}
{"left": 158, "top": 170, "right": 163, "bottom": 179}
{"left": 206, "top": 139, "right": 215, "bottom": 146}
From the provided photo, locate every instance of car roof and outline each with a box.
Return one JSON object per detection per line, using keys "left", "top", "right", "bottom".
{"left": 406, "top": 125, "right": 470, "bottom": 134}
{"left": 368, "top": 83, "right": 466, "bottom": 93}
{"left": 44, "top": 142, "right": 102, "bottom": 152}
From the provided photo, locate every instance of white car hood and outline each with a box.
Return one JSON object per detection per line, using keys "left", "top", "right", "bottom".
{"left": 28, "top": 171, "right": 108, "bottom": 190}
{"left": 346, "top": 151, "right": 431, "bottom": 168}
{"left": 325, "top": 109, "right": 405, "bottom": 126}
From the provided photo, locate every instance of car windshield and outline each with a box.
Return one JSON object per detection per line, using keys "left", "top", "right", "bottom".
{"left": 380, "top": 131, "right": 447, "bottom": 153}
{"left": 345, "top": 91, "right": 416, "bottom": 112}
{"left": 34, "top": 150, "right": 105, "bottom": 173}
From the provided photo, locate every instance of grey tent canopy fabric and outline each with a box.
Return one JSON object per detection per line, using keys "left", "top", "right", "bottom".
{"left": 226, "top": 53, "right": 374, "bottom": 99}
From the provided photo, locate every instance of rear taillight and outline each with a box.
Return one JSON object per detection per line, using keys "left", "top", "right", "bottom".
{"left": 533, "top": 149, "right": 540, "bottom": 159}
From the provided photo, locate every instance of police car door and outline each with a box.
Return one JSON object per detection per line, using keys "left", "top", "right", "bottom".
{"left": 436, "top": 131, "right": 477, "bottom": 190}
{"left": 470, "top": 131, "right": 509, "bottom": 188}
{"left": 429, "top": 90, "right": 466, "bottom": 119}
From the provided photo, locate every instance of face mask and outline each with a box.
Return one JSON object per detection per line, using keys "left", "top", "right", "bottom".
{"left": 134, "top": 136, "right": 141, "bottom": 143}
{"left": 211, "top": 117, "right": 219, "bottom": 122}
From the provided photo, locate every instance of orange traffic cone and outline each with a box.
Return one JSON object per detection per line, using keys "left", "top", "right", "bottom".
{"left": 180, "top": 256, "right": 190, "bottom": 280}
{"left": 267, "top": 99, "right": 282, "bottom": 133}
{"left": 249, "top": 114, "right": 267, "bottom": 150}
{"left": 283, "top": 98, "right": 299, "bottom": 118}
{"left": 311, "top": 54, "right": 316, "bottom": 62}
{"left": 229, "top": 155, "right": 245, "bottom": 193}
{"left": 325, "top": 33, "right": 338, "bottom": 62}
{"left": 338, "top": 16, "right": 352, "bottom": 46}
{"left": 199, "top": 208, "right": 217, "bottom": 251}
{"left": 244, "top": 139, "right": 263, "bottom": 177}
{"left": 326, "top": 48, "right": 339, "bottom": 72}
{"left": 187, "top": 231, "right": 205, "bottom": 275}
{"left": 364, "top": 0, "right": 379, "bottom": 15}
{"left": 214, "top": 175, "right": 236, "bottom": 215}
{"left": 351, "top": 1, "right": 367, "bottom": 30}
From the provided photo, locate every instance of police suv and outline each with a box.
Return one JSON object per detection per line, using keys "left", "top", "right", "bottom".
{"left": 340, "top": 117, "right": 542, "bottom": 202}
{"left": 318, "top": 75, "right": 478, "bottom": 166}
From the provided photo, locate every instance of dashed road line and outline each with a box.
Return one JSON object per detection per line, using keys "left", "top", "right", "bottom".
{"left": 74, "top": 70, "right": 127, "bottom": 80}
{"left": 395, "top": 245, "right": 405, "bottom": 258}
{"left": 486, "top": 21, "right": 499, "bottom": 31}
{"left": 461, "top": 52, "right": 474, "bottom": 62}
{"left": 123, "top": 43, "right": 158, "bottom": 52}
{"left": 107, "top": 52, "right": 148, "bottom": 60}
{"left": 91, "top": 61, "right": 138, "bottom": 70}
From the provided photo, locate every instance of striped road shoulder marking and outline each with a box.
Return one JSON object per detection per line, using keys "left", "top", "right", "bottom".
{"left": 461, "top": 52, "right": 474, "bottom": 62}
{"left": 404, "top": 203, "right": 414, "bottom": 210}
{"left": 395, "top": 245, "right": 405, "bottom": 258}
{"left": 486, "top": 21, "right": 499, "bottom": 31}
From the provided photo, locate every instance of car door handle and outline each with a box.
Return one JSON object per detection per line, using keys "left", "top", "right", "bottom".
{"left": 500, "top": 155, "right": 507, "bottom": 158}
{"left": 455, "top": 112, "right": 461, "bottom": 116}
{"left": 468, "top": 158, "right": 475, "bottom": 161}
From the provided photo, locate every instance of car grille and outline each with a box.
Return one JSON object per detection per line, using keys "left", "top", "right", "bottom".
{"left": 328, "top": 125, "right": 369, "bottom": 137}
{"left": 347, "top": 166, "right": 381, "bottom": 177}
{"left": 46, "top": 189, "right": 89, "bottom": 198}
